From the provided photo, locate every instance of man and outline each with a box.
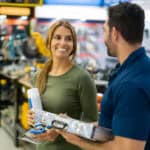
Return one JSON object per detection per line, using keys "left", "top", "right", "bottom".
{"left": 57, "top": 2, "right": 150, "bottom": 150}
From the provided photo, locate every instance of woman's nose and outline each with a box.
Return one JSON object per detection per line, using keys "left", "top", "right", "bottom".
{"left": 60, "top": 38, "right": 67, "bottom": 45}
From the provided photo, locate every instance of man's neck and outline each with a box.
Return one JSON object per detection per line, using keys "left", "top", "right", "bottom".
{"left": 117, "top": 43, "right": 141, "bottom": 65}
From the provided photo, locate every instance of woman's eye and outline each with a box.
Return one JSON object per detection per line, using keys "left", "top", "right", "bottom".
{"left": 53, "top": 35, "right": 72, "bottom": 41}
{"left": 65, "top": 36, "right": 72, "bottom": 41}
{"left": 54, "top": 35, "right": 61, "bottom": 40}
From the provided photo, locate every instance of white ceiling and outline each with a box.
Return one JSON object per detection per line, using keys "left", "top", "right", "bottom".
{"left": 132, "top": 0, "right": 150, "bottom": 9}
{"left": 35, "top": 1, "right": 150, "bottom": 23}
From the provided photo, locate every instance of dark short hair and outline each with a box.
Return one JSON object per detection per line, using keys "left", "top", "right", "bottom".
{"left": 108, "top": 2, "right": 145, "bottom": 44}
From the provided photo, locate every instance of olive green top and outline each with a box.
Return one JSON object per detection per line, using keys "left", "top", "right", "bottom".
{"left": 35, "top": 64, "right": 98, "bottom": 150}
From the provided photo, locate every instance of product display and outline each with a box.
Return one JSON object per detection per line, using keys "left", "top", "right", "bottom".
{"left": 20, "top": 88, "right": 113, "bottom": 144}
{"left": 33, "top": 109, "right": 113, "bottom": 142}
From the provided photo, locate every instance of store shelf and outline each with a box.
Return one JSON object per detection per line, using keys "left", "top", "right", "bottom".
{"left": 0, "top": 100, "right": 13, "bottom": 110}
{"left": 95, "top": 80, "right": 108, "bottom": 86}
{"left": 0, "top": 2, "right": 43, "bottom": 7}
{"left": 1, "top": 116, "right": 15, "bottom": 141}
{"left": 95, "top": 80, "right": 108, "bottom": 93}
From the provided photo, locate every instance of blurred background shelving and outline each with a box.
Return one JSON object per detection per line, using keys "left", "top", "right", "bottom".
{"left": 0, "top": 0, "right": 150, "bottom": 149}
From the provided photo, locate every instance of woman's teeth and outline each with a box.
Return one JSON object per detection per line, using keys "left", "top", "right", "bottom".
{"left": 57, "top": 48, "right": 66, "bottom": 52}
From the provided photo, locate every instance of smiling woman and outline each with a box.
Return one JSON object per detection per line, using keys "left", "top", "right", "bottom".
{"left": 27, "top": 19, "right": 98, "bottom": 150}
{"left": 50, "top": 26, "right": 74, "bottom": 60}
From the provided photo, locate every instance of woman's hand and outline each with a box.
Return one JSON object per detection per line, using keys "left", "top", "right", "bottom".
{"left": 27, "top": 110, "right": 35, "bottom": 127}
{"left": 56, "top": 130, "right": 83, "bottom": 146}
{"left": 33, "top": 128, "right": 59, "bottom": 142}
{"left": 55, "top": 121, "right": 98, "bottom": 147}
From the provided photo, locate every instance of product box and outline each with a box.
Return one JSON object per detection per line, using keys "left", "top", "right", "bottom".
{"left": 20, "top": 88, "right": 113, "bottom": 144}
{"left": 27, "top": 88, "right": 43, "bottom": 110}
{"left": 33, "top": 110, "right": 113, "bottom": 142}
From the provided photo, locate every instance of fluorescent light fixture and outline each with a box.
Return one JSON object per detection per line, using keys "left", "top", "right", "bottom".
{"left": 35, "top": 5, "right": 107, "bottom": 21}
{"left": 145, "top": 10, "right": 150, "bottom": 23}
{"left": 0, "top": 15, "right": 7, "bottom": 20}
{"left": 20, "top": 16, "right": 28, "bottom": 20}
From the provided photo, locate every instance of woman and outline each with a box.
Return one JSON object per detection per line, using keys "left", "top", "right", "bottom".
{"left": 28, "top": 19, "right": 98, "bottom": 150}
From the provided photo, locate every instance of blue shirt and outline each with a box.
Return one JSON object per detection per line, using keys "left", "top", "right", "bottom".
{"left": 99, "top": 47, "right": 150, "bottom": 150}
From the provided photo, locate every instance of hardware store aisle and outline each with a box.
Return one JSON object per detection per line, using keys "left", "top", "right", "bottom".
{"left": 0, "top": 128, "right": 23, "bottom": 150}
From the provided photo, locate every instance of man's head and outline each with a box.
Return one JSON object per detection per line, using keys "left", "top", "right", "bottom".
{"left": 103, "top": 2, "right": 145, "bottom": 57}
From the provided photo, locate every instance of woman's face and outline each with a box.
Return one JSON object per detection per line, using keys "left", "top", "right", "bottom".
{"left": 50, "top": 26, "right": 74, "bottom": 59}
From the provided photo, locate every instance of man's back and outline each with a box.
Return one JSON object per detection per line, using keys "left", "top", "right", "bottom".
{"left": 100, "top": 47, "right": 150, "bottom": 150}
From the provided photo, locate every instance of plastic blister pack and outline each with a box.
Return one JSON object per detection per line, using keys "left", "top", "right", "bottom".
{"left": 20, "top": 88, "right": 113, "bottom": 144}
{"left": 33, "top": 110, "right": 113, "bottom": 141}
{"left": 27, "top": 88, "right": 43, "bottom": 110}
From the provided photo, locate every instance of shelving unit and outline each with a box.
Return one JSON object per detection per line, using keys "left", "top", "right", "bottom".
{"left": 95, "top": 80, "right": 108, "bottom": 93}
{"left": 0, "top": 71, "right": 107, "bottom": 148}
{"left": 0, "top": 0, "right": 43, "bottom": 7}
{"left": 0, "top": 73, "right": 18, "bottom": 146}
{"left": 1, "top": 110, "right": 15, "bottom": 139}
{"left": 0, "top": 72, "right": 32, "bottom": 147}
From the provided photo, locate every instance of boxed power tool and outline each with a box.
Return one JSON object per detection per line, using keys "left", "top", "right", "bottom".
{"left": 20, "top": 88, "right": 113, "bottom": 144}
{"left": 33, "top": 109, "right": 113, "bottom": 142}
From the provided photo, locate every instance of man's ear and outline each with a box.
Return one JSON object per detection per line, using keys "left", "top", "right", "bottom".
{"left": 112, "top": 26, "right": 119, "bottom": 42}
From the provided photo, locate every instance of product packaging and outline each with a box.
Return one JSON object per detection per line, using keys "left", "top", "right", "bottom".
{"left": 27, "top": 88, "right": 43, "bottom": 110}
{"left": 19, "top": 88, "right": 44, "bottom": 144}
{"left": 20, "top": 88, "right": 113, "bottom": 144}
{"left": 33, "top": 110, "right": 113, "bottom": 142}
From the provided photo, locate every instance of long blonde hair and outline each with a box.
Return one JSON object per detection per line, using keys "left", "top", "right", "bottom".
{"left": 35, "top": 19, "right": 77, "bottom": 94}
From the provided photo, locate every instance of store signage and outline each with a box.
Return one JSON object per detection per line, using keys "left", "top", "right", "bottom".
{"left": 100, "top": 0, "right": 132, "bottom": 6}
{"left": 44, "top": 0, "right": 131, "bottom": 6}
{"left": 44, "top": 0, "right": 100, "bottom": 6}
{"left": 0, "top": 7, "right": 31, "bottom": 16}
